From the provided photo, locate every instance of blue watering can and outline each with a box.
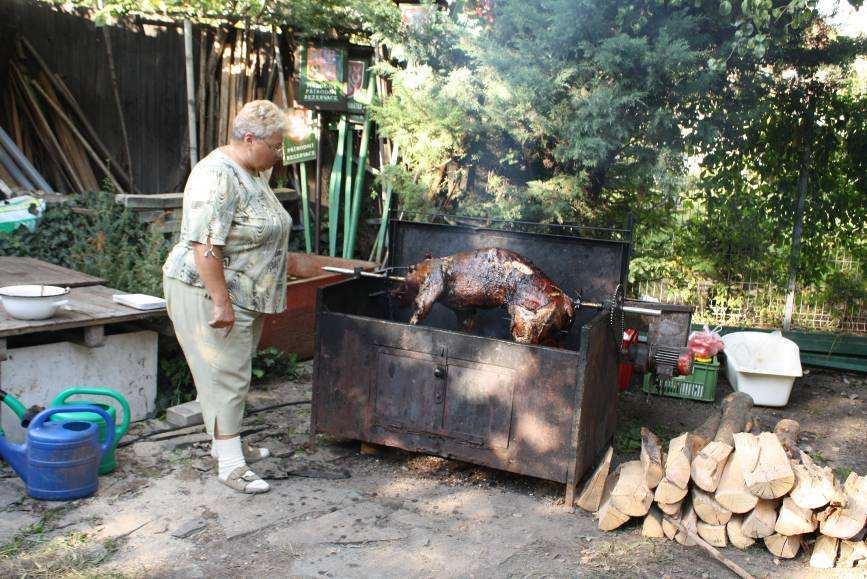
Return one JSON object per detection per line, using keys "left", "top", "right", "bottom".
{"left": 0, "top": 405, "right": 115, "bottom": 501}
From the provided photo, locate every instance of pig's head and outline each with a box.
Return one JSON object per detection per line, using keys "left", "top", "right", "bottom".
{"left": 390, "top": 253, "right": 436, "bottom": 307}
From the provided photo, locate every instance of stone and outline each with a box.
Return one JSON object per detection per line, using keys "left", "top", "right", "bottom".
{"left": 166, "top": 400, "right": 203, "bottom": 428}
{"left": 171, "top": 517, "right": 208, "bottom": 539}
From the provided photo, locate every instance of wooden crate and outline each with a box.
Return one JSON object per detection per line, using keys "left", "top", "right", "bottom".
{"left": 258, "top": 253, "right": 378, "bottom": 360}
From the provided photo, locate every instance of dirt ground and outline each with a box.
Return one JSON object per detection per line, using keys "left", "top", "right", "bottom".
{"left": 1, "top": 362, "right": 865, "bottom": 578}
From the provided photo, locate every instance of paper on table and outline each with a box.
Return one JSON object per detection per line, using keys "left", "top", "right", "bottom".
{"left": 112, "top": 293, "right": 166, "bottom": 311}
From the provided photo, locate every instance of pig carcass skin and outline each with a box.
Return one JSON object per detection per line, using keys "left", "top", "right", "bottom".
{"left": 399, "top": 247, "right": 575, "bottom": 345}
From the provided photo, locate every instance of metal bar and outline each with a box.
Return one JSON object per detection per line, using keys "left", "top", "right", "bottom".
{"left": 0, "top": 127, "right": 46, "bottom": 191}
{"left": 321, "top": 266, "right": 405, "bottom": 283}
{"left": 395, "top": 211, "right": 633, "bottom": 234}
{"left": 621, "top": 305, "right": 662, "bottom": 316}
{"left": 183, "top": 19, "right": 199, "bottom": 167}
{"left": 314, "top": 112, "right": 322, "bottom": 254}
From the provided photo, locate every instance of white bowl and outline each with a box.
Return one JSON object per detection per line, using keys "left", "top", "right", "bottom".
{"left": 0, "top": 285, "right": 70, "bottom": 320}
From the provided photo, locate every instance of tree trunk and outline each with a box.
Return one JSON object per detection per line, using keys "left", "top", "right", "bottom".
{"left": 783, "top": 90, "right": 815, "bottom": 331}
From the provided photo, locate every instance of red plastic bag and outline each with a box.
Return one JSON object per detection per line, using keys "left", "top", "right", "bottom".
{"left": 687, "top": 325, "right": 725, "bottom": 359}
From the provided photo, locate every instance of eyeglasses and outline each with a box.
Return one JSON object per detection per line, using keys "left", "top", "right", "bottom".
{"left": 257, "top": 138, "right": 283, "bottom": 153}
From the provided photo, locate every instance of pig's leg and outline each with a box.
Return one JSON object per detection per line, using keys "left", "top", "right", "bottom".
{"left": 409, "top": 266, "right": 444, "bottom": 324}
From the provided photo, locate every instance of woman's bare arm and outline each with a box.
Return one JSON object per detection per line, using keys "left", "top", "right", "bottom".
{"left": 191, "top": 241, "right": 235, "bottom": 333}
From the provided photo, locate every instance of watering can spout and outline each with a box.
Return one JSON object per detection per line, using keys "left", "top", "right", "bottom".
{"left": 0, "top": 435, "right": 28, "bottom": 483}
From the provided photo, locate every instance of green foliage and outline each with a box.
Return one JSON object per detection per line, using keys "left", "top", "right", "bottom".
{"left": 0, "top": 192, "right": 172, "bottom": 297}
{"left": 251, "top": 347, "right": 299, "bottom": 386}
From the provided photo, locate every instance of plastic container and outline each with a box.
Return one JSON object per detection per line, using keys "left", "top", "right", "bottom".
{"left": 0, "top": 196, "right": 45, "bottom": 233}
{"left": 721, "top": 331, "right": 802, "bottom": 407}
{"left": 642, "top": 356, "right": 719, "bottom": 402}
{"left": 617, "top": 328, "right": 639, "bottom": 390}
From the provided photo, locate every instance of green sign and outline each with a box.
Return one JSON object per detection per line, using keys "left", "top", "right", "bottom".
{"left": 297, "top": 44, "right": 347, "bottom": 111}
{"left": 282, "top": 108, "right": 318, "bottom": 165}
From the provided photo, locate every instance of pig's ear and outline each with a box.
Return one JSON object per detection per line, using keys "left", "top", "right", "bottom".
{"left": 424, "top": 252, "right": 433, "bottom": 260}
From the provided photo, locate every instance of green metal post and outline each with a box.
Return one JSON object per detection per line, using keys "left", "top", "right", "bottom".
{"left": 328, "top": 116, "right": 347, "bottom": 257}
{"left": 299, "top": 162, "right": 312, "bottom": 253}
{"left": 342, "top": 125, "right": 355, "bottom": 257}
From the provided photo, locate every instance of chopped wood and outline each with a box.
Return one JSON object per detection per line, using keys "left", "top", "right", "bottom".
{"left": 641, "top": 504, "right": 665, "bottom": 539}
{"left": 663, "top": 512, "right": 756, "bottom": 579}
{"left": 713, "top": 392, "right": 754, "bottom": 446}
{"left": 692, "top": 441, "right": 734, "bottom": 493}
{"left": 764, "top": 533, "right": 802, "bottom": 559}
{"left": 727, "top": 516, "right": 756, "bottom": 550}
{"left": 659, "top": 499, "right": 683, "bottom": 516}
{"left": 741, "top": 498, "right": 779, "bottom": 539}
{"left": 655, "top": 433, "right": 696, "bottom": 504}
{"left": 696, "top": 521, "right": 727, "bottom": 547}
{"left": 609, "top": 461, "right": 654, "bottom": 517}
{"left": 819, "top": 472, "right": 867, "bottom": 539}
{"left": 715, "top": 437, "right": 759, "bottom": 514}
{"left": 575, "top": 446, "right": 613, "bottom": 512}
{"left": 791, "top": 449, "right": 842, "bottom": 510}
{"left": 640, "top": 428, "right": 664, "bottom": 490}
{"left": 597, "top": 470, "right": 630, "bottom": 531}
{"left": 836, "top": 540, "right": 867, "bottom": 568}
{"left": 774, "top": 496, "right": 816, "bottom": 535}
{"left": 662, "top": 506, "right": 682, "bottom": 540}
{"left": 772, "top": 418, "right": 800, "bottom": 458}
{"left": 739, "top": 432, "right": 795, "bottom": 499}
{"left": 692, "top": 487, "right": 732, "bottom": 526}
{"left": 693, "top": 409, "right": 722, "bottom": 448}
{"left": 674, "top": 503, "right": 699, "bottom": 546}
{"left": 810, "top": 535, "right": 839, "bottom": 569}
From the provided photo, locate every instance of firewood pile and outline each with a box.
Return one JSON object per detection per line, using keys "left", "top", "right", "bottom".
{"left": 577, "top": 392, "right": 866, "bottom": 574}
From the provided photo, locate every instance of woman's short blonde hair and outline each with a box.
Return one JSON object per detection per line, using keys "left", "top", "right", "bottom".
{"left": 231, "top": 100, "right": 288, "bottom": 141}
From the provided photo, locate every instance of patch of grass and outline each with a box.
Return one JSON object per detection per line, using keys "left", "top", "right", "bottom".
{"left": 0, "top": 506, "right": 68, "bottom": 558}
{"left": 809, "top": 451, "right": 829, "bottom": 465}
{"left": 615, "top": 422, "right": 643, "bottom": 454}
{"left": 834, "top": 466, "right": 853, "bottom": 481}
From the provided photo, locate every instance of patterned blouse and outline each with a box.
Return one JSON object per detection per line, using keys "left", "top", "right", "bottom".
{"left": 162, "top": 149, "right": 292, "bottom": 314}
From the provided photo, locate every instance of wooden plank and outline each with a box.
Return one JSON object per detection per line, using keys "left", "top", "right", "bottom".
{"left": 0, "top": 257, "right": 106, "bottom": 288}
{"left": 0, "top": 285, "right": 166, "bottom": 338}
{"left": 115, "top": 187, "right": 298, "bottom": 208}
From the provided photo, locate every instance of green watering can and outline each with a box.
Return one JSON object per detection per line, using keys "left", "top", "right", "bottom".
{"left": 0, "top": 388, "right": 29, "bottom": 436}
{"left": 49, "top": 388, "right": 130, "bottom": 475}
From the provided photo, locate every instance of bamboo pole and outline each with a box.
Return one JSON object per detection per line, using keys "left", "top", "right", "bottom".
{"left": 183, "top": 19, "right": 199, "bottom": 167}
{"left": 299, "top": 161, "right": 313, "bottom": 252}
{"left": 29, "top": 81, "right": 125, "bottom": 194}
{"left": 328, "top": 116, "right": 348, "bottom": 257}
{"left": 341, "top": 124, "right": 354, "bottom": 257}
{"left": 346, "top": 79, "right": 374, "bottom": 258}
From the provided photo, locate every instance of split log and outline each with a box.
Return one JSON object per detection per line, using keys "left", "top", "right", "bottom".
{"left": 713, "top": 392, "right": 754, "bottom": 447}
{"left": 663, "top": 513, "right": 756, "bottom": 579}
{"left": 691, "top": 393, "right": 753, "bottom": 492}
{"left": 662, "top": 507, "right": 682, "bottom": 540}
{"left": 715, "top": 436, "right": 759, "bottom": 513}
{"left": 764, "top": 533, "right": 802, "bottom": 559}
{"left": 609, "top": 461, "right": 654, "bottom": 517}
{"left": 655, "top": 433, "right": 699, "bottom": 504}
{"left": 810, "top": 535, "right": 839, "bottom": 569}
{"left": 773, "top": 419, "right": 800, "bottom": 458}
{"left": 641, "top": 504, "right": 665, "bottom": 539}
{"left": 659, "top": 499, "right": 683, "bottom": 516}
{"left": 674, "top": 503, "right": 699, "bottom": 546}
{"left": 836, "top": 540, "right": 867, "bottom": 568}
{"left": 597, "top": 469, "right": 630, "bottom": 531}
{"left": 739, "top": 432, "right": 795, "bottom": 499}
{"left": 774, "top": 496, "right": 817, "bottom": 535}
{"left": 819, "top": 472, "right": 867, "bottom": 539}
{"left": 791, "top": 449, "right": 842, "bottom": 510}
{"left": 727, "top": 516, "right": 756, "bottom": 550}
{"left": 575, "top": 446, "right": 613, "bottom": 512}
{"left": 640, "top": 428, "right": 664, "bottom": 490}
{"left": 692, "top": 487, "right": 732, "bottom": 526}
{"left": 696, "top": 521, "right": 727, "bottom": 547}
{"left": 741, "top": 498, "right": 779, "bottom": 539}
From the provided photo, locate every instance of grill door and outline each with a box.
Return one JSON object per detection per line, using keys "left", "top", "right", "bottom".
{"left": 372, "top": 346, "right": 515, "bottom": 449}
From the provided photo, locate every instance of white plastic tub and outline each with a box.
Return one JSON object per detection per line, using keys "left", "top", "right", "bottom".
{"left": 721, "top": 331, "right": 803, "bottom": 407}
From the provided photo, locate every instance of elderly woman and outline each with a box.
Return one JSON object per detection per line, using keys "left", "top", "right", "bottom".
{"left": 162, "top": 100, "right": 291, "bottom": 494}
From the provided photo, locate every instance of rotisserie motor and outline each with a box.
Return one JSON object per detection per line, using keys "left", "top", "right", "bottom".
{"left": 396, "top": 247, "right": 575, "bottom": 345}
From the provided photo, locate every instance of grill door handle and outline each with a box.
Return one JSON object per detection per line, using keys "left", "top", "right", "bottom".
{"left": 434, "top": 366, "right": 446, "bottom": 379}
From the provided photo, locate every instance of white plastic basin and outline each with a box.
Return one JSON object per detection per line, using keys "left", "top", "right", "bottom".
{"left": 721, "top": 331, "right": 802, "bottom": 407}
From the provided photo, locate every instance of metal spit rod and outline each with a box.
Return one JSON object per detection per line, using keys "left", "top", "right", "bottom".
{"left": 322, "top": 266, "right": 661, "bottom": 315}
{"left": 322, "top": 266, "right": 406, "bottom": 283}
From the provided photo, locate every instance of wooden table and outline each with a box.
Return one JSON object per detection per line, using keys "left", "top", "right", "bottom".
{"left": 0, "top": 258, "right": 166, "bottom": 360}
{"left": 0, "top": 257, "right": 106, "bottom": 288}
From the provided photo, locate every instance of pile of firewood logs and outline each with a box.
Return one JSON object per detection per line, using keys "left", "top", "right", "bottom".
{"left": 576, "top": 392, "right": 866, "bottom": 572}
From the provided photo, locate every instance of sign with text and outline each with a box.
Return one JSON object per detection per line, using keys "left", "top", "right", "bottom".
{"left": 296, "top": 44, "right": 347, "bottom": 111}
{"left": 282, "top": 108, "right": 318, "bottom": 165}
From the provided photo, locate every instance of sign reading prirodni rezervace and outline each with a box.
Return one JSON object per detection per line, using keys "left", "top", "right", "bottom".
{"left": 282, "top": 108, "right": 318, "bottom": 165}
{"left": 296, "top": 43, "right": 347, "bottom": 110}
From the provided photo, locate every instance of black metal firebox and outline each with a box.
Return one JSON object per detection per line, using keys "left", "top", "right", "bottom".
{"left": 310, "top": 217, "right": 632, "bottom": 504}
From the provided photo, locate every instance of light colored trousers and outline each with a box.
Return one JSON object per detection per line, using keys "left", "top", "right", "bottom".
{"left": 163, "top": 276, "right": 264, "bottom": 435}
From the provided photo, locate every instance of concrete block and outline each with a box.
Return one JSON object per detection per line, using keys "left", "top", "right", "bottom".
{"left": 0, "top": 330, "right": 157, "bottom": 443}
{"left": 165, "top": 400, "right": 203, "bottom": 428}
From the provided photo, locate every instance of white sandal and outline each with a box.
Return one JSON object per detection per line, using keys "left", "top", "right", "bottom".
{"left": 219, "top": 466, "right": 270, "bottom": 494}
